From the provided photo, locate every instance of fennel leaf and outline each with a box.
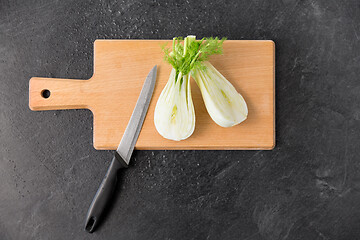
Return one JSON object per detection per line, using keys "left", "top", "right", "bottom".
{"left": 162, "top": 36, "right": 226, "bottom": 80}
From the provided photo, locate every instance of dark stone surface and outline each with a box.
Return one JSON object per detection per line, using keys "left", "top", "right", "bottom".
{"left": 1, "top": 0, "right": 360, "bottom": 239}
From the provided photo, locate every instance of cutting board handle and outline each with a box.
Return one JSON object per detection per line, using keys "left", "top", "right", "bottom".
{"left": 29, "top": 77, "right": 91, "bottom": 111}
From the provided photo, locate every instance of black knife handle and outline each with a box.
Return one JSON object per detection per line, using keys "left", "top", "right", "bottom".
{"left": 85, "top": 153, "right": 127, "bottom": 233}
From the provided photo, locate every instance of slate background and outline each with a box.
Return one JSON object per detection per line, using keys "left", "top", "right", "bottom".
{"left": 1, "top": 0, "right": 360, "bottom": 239}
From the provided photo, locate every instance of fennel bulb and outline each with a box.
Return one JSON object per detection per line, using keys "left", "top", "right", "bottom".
{"left": 154, "top": 35, "right": 201, "bottom": 141}
{"left": 155, "top": 35, "right": 246, "bottom": 141}
{"left": 154, "top": 69, "right": 195, "bottom": 141}
{"left": 192, "top": 61, "right": 248, "bottom": 127}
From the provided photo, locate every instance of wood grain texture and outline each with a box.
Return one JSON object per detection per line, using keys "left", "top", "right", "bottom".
{"left": 29, "top": 40, "right": 275, "bottom": 150}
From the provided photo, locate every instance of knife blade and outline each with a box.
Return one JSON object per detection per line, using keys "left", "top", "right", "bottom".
{"left": 85, "top": 65, "right": 157, "bottom": 233}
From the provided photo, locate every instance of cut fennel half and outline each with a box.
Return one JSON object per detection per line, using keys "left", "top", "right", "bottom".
{"left": 192, "top": 61, "right": 248, "bottom": 127}
{"left": 154, "top": 68, "right": 195, "bottom": 141}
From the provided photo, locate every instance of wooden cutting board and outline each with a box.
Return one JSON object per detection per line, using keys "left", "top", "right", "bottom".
{"left": 29, "top": 40, "right": 275, "bottom": 150}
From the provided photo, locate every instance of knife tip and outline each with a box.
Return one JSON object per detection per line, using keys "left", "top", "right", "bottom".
{"left": 151, "top": 65, "right": 157, "bottom": 75}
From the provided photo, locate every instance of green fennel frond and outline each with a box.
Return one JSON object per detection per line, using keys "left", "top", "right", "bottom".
{"left": 162, "top": 36, "right": 226, "bottom": 79}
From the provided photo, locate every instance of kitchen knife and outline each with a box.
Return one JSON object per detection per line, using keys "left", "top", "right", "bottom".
{"left": 84, "top": 65, "right": 157, "bottom": 233}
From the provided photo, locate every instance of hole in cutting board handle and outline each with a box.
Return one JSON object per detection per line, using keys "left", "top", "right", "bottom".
{"left": 41, "top": 89, "right": 51, "bottom": 98}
